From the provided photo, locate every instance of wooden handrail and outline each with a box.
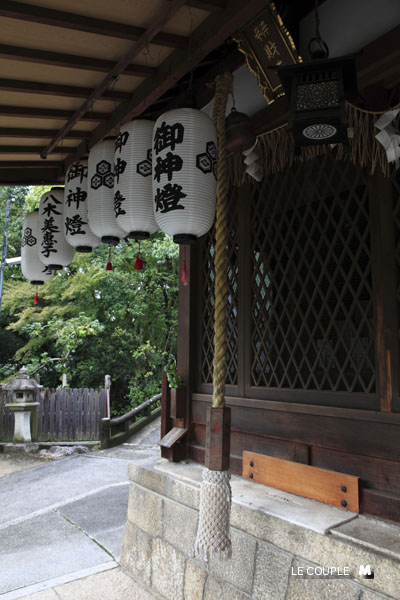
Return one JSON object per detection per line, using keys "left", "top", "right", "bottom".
{"left": 111, "top": 393, "right": 161, "bottom": 426}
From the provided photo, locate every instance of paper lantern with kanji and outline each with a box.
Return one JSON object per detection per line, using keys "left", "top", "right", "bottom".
{"left": 38, "top": 187, "right": 75, "bottom": 270}
{"left": 152, "top": 108, "right": 217, "bottom": 244}
{"left": 64, "top": 159, "right": 101, "bottom": 252}
{"left": 21, "top": 210, "right": 53, "bottom": 284}
{"left": 114, "top": 120, "right": 158, "bottom": 240}
{"left": 87, "top": 137, "right": 125, "bottom": 245}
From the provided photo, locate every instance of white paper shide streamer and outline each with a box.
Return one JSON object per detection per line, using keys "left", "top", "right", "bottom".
{"left": 243, "top": 140, "right": 263, "bottom": 182}
{"left": 375, "top": 108, "right": 400, "bottom": 169}
{"left": 21, "top": 210, "right": 53, "bottom": 284}
{"left": 64, "top": 159, "right": 101, "bottom": 252}
{"left": 38, "top": 188, "right": 75, "bottom": 270}
{"left": 87, "top": 137, "right": 125, "bottom": 245}
{"left": 152, "top": 108, "right": 217, "bottom": 244}
{"left": 114, "top": 120, "right": 158, "bottom": 239}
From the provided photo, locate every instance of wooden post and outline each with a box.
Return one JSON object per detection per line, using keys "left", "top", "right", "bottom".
{"left": 105, "top": 374, "right": 111, "bottom": 418}
{"left": 205, "top": 406, "right": 231, "bottom": 471}
{"left": 370, "top": 171, "right": 398, "bottom": 412}
{"left": 100, "top": 417, "right": 111, "bottom": 449}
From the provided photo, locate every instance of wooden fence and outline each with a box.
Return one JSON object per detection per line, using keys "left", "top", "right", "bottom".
{"left": 0, "top": 387, "right": 107, "bottom": 442}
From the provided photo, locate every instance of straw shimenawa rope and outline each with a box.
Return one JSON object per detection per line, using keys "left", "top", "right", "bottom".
{"left": 211, "top": 71, "right": 232, "bottom": 410}
{"left": 194, "top": 71, "right": 233, "bottom": 563}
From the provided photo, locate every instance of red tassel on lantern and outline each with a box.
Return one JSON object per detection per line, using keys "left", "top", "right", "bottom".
{"left": 34, "top": 292, "right": 39, "bottom": 305}
{"left": 106, "top": 248, "right": 113, "bottom": 271}
{"left": 180, "top": 246, "right": 188, "bottom": 286}
{"left": 134, "top": 253, "right": 143, "bottom": 270}
{"left": 134, "top": 241, "right": 143, "bottom": 271}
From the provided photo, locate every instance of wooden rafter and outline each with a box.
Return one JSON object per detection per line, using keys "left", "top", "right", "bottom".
{"left": 0, "top": 78, "right": 131, "bottom": 101}
{"left": 0, "top": 106, "right": 107, "bottom": 121}
{"left": 41, "top": 0, "right": 189, "bottom": 158}
{"left": 0, "top": 44, "right": 156, "bottom": 76}
{"left": 0, "top": 160, "right": 61, "bottom": 168}
{"left": 0, "top": 127, "right": 87, "bottom": 139}
{"left": 62, "top": 0, "right": 267, "bottom": 167}
{"left": 0, "top": 145, "right": 70, "bottom": 154}
{"left": 0, "top": 166, "right": 61, "bottom": 184}
{"left": 0, "top": 0, "right": 188, "bottom": 48}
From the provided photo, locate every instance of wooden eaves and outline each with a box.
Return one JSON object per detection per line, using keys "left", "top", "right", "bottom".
{"left": 0, "top": 0, "right": 266, "bottom": 186}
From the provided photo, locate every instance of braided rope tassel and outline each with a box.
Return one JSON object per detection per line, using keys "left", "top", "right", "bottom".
{"left": 194, "top": 71, "right": 233, "bottom": 563}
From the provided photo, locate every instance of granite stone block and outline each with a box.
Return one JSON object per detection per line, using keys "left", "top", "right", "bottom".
{"left": 286, "top": 560, "right": 360, "bottom": 600}
{"left": 163, "top": 497, "right": 198, "bottom": 557}
{"left": 151, "top": 538, "right": 186, "bottom": 600}
{"left": 253, "top": 542, "right": 293, "bottom": 600}
{"left": 184, "top": 560, "right": 207, "bottom": 600}
{"left": 120, "top": 521, "right": 152, "bottom": 587}
{"left": 204, "top": 575, "right": 252, "bottom": 600}
{"left": 127, "top": 482, "right": 163, "bottom": 537}
{"left": 208, "top": 527, "right": 256, "bottom": 594}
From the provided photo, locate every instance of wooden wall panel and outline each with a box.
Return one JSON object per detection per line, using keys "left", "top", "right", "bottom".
{"left": 191, "top": 397, "right": 400, "bottom": 461}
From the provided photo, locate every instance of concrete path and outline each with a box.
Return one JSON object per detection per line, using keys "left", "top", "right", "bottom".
{"left": 0, "top": 419, "right": 161, "bottom": 600}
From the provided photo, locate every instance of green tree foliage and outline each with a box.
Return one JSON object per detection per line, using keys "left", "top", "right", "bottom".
{"left": 1, "top": 187, "right": 179, "bottom": 414}
{"left": 23, "top": 313, "right": 104, "bottom": 387}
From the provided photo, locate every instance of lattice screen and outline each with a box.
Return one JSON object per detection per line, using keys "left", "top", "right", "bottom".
{"left": 200, "top": 191, "right": 238, "bottom": 385}
{"left": 251, "top": 156, "right": 376, "bottom": 392}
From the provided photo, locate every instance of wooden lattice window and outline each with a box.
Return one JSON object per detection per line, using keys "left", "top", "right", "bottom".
{"left": 200, "top": 192, "right": 239, "bottom": 385}
{"left": 250, "top": 156, "right": 376, "bottom": 393}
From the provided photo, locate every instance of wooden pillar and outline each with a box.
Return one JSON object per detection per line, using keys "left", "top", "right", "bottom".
{"left": 370, "top": 170, "right": 398, "bottom": 412}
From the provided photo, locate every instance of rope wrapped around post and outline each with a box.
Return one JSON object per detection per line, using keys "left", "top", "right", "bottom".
{"left": 194, "top": 71, "right": 233, "bottom": 562}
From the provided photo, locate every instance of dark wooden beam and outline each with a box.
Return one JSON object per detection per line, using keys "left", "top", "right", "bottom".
{"left": 0, "top": 145, "right": 70, "bottom": 154}
{"left": 0, "top": 44, "right": 156, "bottom": 76}
{"left": 0, "top": 161, "right": 61, "bottom": 168}
{"left": 186, "top": 0, "right": 225, "bottom": 9}
{"left": 0, "top": 78, "right": 131, "bottom": 101}
{"left": 41, "top": 0, "right": 188, "bottom": 158}
{"left": 0, "top": 0, "right": 187, "bottom": 49}
{"left": 63, "top": 0, "right": 267, "bottom": 168}
{"left": 0, "top": 167, "right": 61, "bottom": 184}
{"left": 0, "top": 106, "right": 108, "bottom": 121}
{"left": 357, "top": 25, "right": 400, "bottom": 89}
{"left": 0, "top": 127, "right": 87, "bottom": 139}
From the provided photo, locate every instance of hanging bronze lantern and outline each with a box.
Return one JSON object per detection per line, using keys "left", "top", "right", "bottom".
{"left": 278, "top": 55, "right": 357, "bottom": 147}
{"left": 225, "top": 108, "right": 256, "bottom": 154}
{"left": 277, "top": 0, "right": 357, "bottom": 148}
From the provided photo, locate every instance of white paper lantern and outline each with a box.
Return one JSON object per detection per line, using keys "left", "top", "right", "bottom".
{"left": 114, "top": 120, "right": 158, "bottom": 240}
{"left": 152, "top": 108, "right": 217, "bottom": 244}
{"left": 87, "top": 137, "right": 125, "bottom": 245}
{"left": 38, "top": 187, "right": 75, "bottom": 269}
{"left": 64, "top": 158, "right": 101, "bottom": 252}
{"left": 21, "top": 210, "right": 53, "bottom": 284}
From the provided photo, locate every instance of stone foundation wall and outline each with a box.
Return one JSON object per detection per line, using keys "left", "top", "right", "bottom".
{"left": 121, "top": 461, "right": 400, "bottom": 600}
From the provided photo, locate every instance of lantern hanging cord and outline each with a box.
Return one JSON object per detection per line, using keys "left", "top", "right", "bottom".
{"left": 308, "top": 0, "right": 329, "bottom": 58}
{"left": 211, "top": 71, "right": 233, "bottom": 410}
{"left": 313, "top": 0, "right": 321, "bottom": 40}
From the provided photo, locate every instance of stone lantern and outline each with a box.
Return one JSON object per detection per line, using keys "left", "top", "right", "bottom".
{"left": 4, "top": 367, "right": 41, "bottom": 444}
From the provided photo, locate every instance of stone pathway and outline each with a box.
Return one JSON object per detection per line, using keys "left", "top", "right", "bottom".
{"left": 0, "top": 419, "right": 161, "bottom": 600}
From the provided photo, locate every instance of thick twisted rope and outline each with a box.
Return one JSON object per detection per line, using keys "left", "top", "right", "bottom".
{"left": 211, "top": 71, "right": 232, "bottom": 409}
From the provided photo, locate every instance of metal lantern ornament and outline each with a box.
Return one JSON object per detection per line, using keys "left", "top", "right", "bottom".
{"left": 21, "top": 210, "right": 53, "bottom": 284}
{"left": 38, "top": 188, "right": 75, "bottom": 270}
{"left": 87, "top": 137, "right": 126, "bottom": 245}
{"left": 225, "top": 108, "right": 256, "bottom": 154}
{"left": 277, "top": 2, "right": 357, "bottom": 147}
{"left": 114, "top": 120, "right": 158, "bottom": 240}
{"left": 64, "top": 158, "right": 101, "bottom": 252}
{"left": 152, "top": 108, "right": 217, "bottom": 244}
